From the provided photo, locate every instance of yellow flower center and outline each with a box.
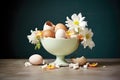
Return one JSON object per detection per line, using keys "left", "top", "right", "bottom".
{"left": 86, "top": 34, "right": 90, "bottom": 39}
{"left": 66, "top": 30, "right": 75, "bottom": 35}
{"left": 47, "top": 64, "right": 55, "bottom": 69}
{"left": 89, "top": 63, "right": 98, "bottom": 67}
{"left": 74, "top": 20, "right": 79, "bottom": 25}
{"left": 36, "top": 31, "right": 42, "bottom": 39}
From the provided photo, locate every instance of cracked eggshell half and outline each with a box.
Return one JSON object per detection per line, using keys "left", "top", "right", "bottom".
{"left": 43, "top": 21, "right": 55, "bottom": 31}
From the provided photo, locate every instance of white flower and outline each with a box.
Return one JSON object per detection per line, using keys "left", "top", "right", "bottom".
{"left": 27, "top": 28, "right": 39, "bottom": 44}
{"left": 81, "top": 28, "right": 95, "bottom": 49}
{"left": 65, "top": 13, "right": 87, "bottom": 32}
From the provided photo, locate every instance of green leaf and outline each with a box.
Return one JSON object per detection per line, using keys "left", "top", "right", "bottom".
{"left": 35, "top": 42, "right": 41, "bottom": 50}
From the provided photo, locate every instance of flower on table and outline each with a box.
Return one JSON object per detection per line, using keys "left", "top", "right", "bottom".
{"left": 41, "top": 64, "right": 60, "bottom": 70}
{"left": 88, "top": 63, "right": 98, "bottom": 67}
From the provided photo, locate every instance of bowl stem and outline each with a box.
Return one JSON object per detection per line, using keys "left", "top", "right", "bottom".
{"left": 53, "top": 55, "right": 69, "bottom": 66}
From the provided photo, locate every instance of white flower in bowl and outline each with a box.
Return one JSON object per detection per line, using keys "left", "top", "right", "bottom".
{"left": 81, "top": 28, "right": 95, "bottom": 49}
{"left": 65, "top": 13, "right": 87, "bottom": 32}
{"left": 27, "top": 28, "right": 42, "bottom": 49}
{"left": 27, "top": 28, "right": 39, "bottom": 44}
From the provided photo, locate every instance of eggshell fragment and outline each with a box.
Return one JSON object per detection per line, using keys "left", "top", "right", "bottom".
{"left": 69, "top": 63, "right": 79, "bottom": 70}
{"left": 55, "top": 29, "right": 66, "bottom": 39}
{"left": 71, "top": 56, "right": 87, "bottom": 65}
{"left": 55, "top": 23, "right": 67, "bottom": 32}
{"left": 29, "top": 54, "right": 43, "bottom": 65}
{"left": 83, "top": 63, "right": 89, "bottom": 69}
{"left": 24, "top": 62, "right": 32, "bottom": 67}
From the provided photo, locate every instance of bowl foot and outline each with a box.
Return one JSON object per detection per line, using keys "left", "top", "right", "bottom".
{"left": 52, "top": 55, "right": 69, "bottom": 66}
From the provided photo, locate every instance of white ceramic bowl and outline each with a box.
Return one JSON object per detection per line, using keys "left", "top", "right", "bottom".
{"left": 41, "top": 38, "right": 79, "bottom": 66}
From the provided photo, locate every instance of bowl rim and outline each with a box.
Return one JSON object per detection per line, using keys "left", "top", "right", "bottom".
{"left": 41, "top": 37, "right": 78, "bottom": 41}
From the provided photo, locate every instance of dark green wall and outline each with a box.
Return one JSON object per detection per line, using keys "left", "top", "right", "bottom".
{"left": 3, "top": 0, "right": 120, "bottom": 58}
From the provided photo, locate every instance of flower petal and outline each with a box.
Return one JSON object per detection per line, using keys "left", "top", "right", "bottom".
{"left": 75, "top": 28, "right": 79, "bottom": 32}
{"left": 78, "top": 13, "right": 82, "bottom": 18}
{"left": 80, "top": 21, "right": 87, "bottom": 27}
{"left": 66, "top": 16, "right": 71, "bottom": 21}
{"left": 89, "top": 40, "right": 95, "bottom": 49}
{"left": 71, "top": 13, "right": 79, "bottom": 21}
{"left": 80, "top": 17, "right": 85, "bottom": 22}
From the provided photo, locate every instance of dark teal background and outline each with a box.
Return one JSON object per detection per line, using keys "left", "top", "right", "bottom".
{"left": 2, "top": 0, "right": 120, "bottom": 58}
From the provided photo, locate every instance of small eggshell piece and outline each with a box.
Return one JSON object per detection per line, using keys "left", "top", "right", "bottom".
{"left": 69, "top": 63, "right": 79, "bottom": 70}
{"left": 24, "top": 62, "right": 32, "bottom": 67}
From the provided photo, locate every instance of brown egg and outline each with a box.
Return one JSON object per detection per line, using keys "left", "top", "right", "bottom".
{"left": 55, "top": 23, "right": 67, "bottom": 32}
{"left": 42, "top": 30, "right": 55, "bottom": 38}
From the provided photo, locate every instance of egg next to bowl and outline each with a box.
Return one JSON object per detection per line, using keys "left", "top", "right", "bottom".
{"left": 29, "top": 54, "right": 43, "bottom": 65}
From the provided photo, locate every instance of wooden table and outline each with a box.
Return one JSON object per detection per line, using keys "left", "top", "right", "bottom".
{"left": 0, "top": 59, "right": 120, "bottom": 80}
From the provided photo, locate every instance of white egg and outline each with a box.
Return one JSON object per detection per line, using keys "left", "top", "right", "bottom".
{"left": 55, "top": 29, "right": 66, "bottom": 39}
{"left": 29, "top": 54, "right": 43, "bottom": 65}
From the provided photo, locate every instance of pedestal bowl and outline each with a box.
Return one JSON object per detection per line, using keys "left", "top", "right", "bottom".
{"left": 41, "top": 38, "right": 79, "bottom": 66}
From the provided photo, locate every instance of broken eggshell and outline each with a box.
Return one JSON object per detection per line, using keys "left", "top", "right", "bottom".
{"left": 71, "top": 56, "right": 87, "bottom": 65}
{"left": 43, "top": 21, "right": 55, "bottom": 31}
